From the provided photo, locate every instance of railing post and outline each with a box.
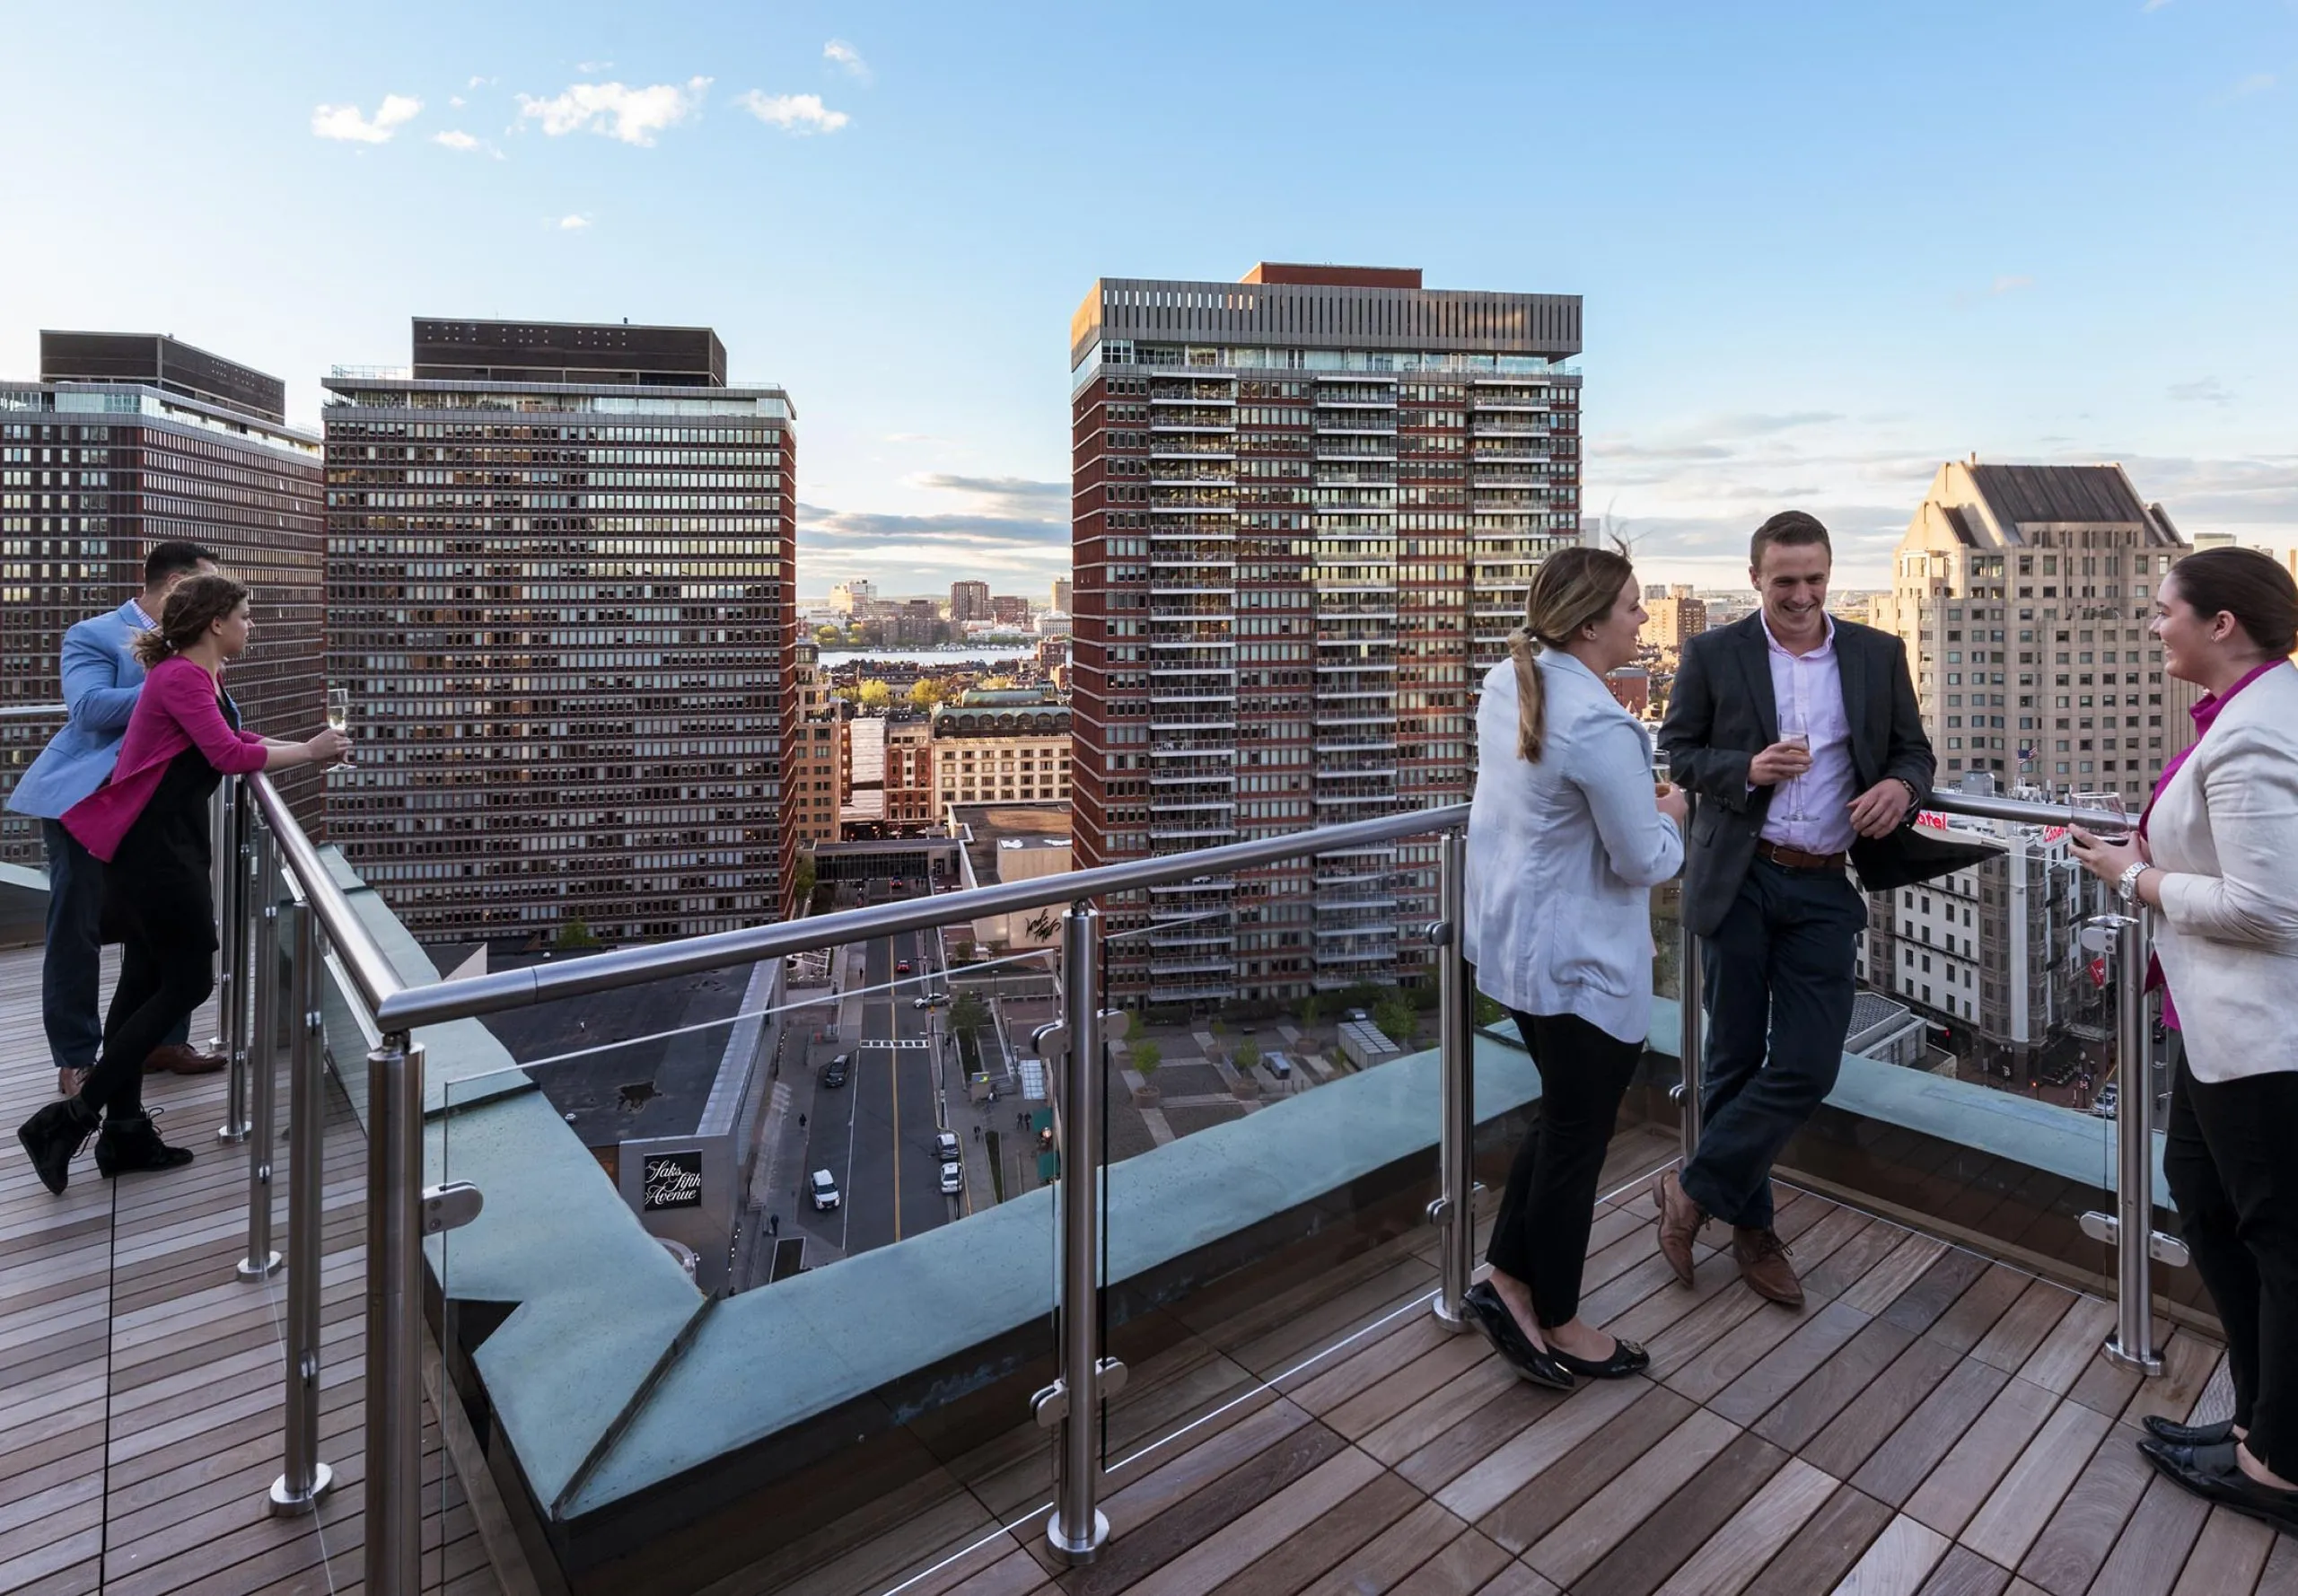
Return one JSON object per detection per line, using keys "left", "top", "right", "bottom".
{"left": 270, "top": 899, "right": 336, "bottom": 1514}
{"left": 1430, "top": 829, "right": 1478, "bottom": 1331}
{"left": 1042, "top": 903, "right": 1115, "bottom": 1565}
{"left": 218, "top": 780, "right": 252, "bottom": 1145}
{"left": 366, "top": 1030, "right": 425, "bottom": 1592}
{"left": 1675, "top": 920, "right": 1704, "bottom": 1164}
{"left": 235, "top": 818, "right": 284, "bottom": 1282}
{"left": 2105, "top": 909, "right": 2164, "bottom": 1373}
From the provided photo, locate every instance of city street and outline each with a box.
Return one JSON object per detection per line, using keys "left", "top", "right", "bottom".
{"left": 794, "top": 925, "right": 957, "bottom": 1258}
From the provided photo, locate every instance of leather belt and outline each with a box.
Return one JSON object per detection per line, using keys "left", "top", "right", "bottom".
{"left": 1756, "top": 840, "right": 1848, "bottom": 873}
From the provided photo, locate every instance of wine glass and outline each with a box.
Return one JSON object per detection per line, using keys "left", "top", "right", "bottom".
{"left": 327, "top": 688, "right": 355, "bottom": 768}
{"left": 2074, "top": 790, "right": 2127, "bottom": 844}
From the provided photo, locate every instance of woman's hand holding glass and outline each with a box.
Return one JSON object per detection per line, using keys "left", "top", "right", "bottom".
{"left": 1655, "top": 780, "right": 1689, "bottom": 826}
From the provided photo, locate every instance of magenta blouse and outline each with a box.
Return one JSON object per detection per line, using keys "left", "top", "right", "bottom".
{"left": 61, "top": 655, "right": 268, "bottom": 862}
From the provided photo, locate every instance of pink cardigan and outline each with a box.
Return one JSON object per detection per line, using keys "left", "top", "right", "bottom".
{"left": 63, "top": 655, "right": 268, "bottom": 862}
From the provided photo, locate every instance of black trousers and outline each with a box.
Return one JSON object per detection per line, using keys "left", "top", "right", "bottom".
{"left": 2162, "top": 1041, "right": 2298, "bottom": 1477}
{"left": 1681, "top": 860, "right": 1864, "bottom": 1231}
{"left": 81, "top": 929, "right": 215, "bottom": 1120}
{"left": 1485, "top": 1007, "right": 1645, "bottom": 1329}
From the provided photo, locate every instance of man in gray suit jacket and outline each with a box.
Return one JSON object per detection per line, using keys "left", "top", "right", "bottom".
{"left": 1653, "top": 513, "right": 1940, "bottom": 1307}
{"left": 8, "top": 542, "right": 224, "bottom": 1093}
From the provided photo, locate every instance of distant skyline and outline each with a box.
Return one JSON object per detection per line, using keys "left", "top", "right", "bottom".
{"left": 4, "top": 2, "right": 2293, "bottom": 594}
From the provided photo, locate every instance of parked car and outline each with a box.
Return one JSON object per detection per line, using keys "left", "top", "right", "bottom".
{"left": 1345, "top": 1008, "right": 1370, "bottom": 1023}
{"left": 1267, "top": 1051, "right": 1293, "bottom": 1080}
{"left": 810, "top": 1170, "right": 841, "bottom": 1211}
{"left": 897, "top": 959, "right": 913, "bottom": 976}
{"left": 938, "top": 1161, "right": 963, "bottom": 1196}
{"left": 821, "top": 1054, "right": 849, "bottom": 1088}
{"left": 934, "top": 1131, "right": 961, "bottom": 1164}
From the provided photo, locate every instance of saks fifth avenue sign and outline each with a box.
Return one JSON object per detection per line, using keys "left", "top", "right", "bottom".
{"left": 642, "top": 1151, "right": 705, "bottom": 1211}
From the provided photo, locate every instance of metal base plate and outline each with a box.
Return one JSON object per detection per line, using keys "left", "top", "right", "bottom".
{"left": 268, "top": 1460, "right": 335, "bottom": 1517}
{"left": 1431, "top": 1297, "right": 1474, "bottom": 1334}
{"left": 235, "top": 1250, "right": 283, "bottom": 1283}
{"left": 216, "top": 1124, "right": 250, "bottom": 1145}
{"left": 2102, "top": 1337, "right": 2165, "bottom": 1375}
{"left": 1046, "top": 1508, "right": 1110, "bottom": 1565}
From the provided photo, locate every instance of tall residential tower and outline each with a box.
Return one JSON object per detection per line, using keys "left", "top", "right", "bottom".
{"left": 1068, "top": 264, "right": 1583, "bottom": 1007}
{"left": 322, "top": 319, "right": 799, "bottom": 945}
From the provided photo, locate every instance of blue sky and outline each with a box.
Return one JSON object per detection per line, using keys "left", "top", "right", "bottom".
{"left": 3, "top": 2, "right": 2292, "bottom": 596}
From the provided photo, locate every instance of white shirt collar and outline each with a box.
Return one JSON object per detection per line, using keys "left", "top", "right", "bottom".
{"left": 1759, "top": 609, "right": 1835, "bottom": 658}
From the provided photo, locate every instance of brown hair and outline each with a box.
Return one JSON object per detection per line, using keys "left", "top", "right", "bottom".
{"left": 133, "top": 574, "right": 249, "bottom": 667}
{"left": 1750, "top": 510, "right": 1832, "bottom": 570}
{"left": 1506, "top": 546, "right": 1637, "bottom": 761}
{"left": 2163, "top": 547, "right": 2298, "bottom": 658}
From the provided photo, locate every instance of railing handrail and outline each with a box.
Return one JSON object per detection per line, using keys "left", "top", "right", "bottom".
{"left": 375, "top": 802, "right": 1476, "bottom": 1031}
{"left": 329, "top": 785, "right": 2127, "bottom": 1034}
{"left": 0, "top": 701, "right": 68, "bottom": 721}
{"left": 243, "top": 774, "right": 407, "bottom": 1014}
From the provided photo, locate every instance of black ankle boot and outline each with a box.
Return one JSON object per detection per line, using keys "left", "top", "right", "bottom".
{"left": 18, "top": 1095, "right": 101, "bottom": 1195}
{"left": 94, "top": 1109, "right": 196, "bottom": 1179}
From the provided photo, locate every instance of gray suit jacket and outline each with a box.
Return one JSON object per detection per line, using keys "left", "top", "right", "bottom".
{"left": 1659, "top": 613, "right": 1942, "bottom": 937}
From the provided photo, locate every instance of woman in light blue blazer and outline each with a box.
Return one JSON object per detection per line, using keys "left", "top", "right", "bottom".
{"left": 1461, "top": 548, "right": 1686, "bottom": 1388}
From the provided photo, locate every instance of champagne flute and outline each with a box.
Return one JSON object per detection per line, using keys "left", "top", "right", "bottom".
{"left": 327, "top": 688, "right": 355, "bottom": 768}
{"left": 2074, "top": 790, "right": 2127, "bottom": 844}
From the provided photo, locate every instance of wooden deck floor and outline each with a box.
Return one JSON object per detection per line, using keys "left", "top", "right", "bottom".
{"left": 0, "top": 944, "right": 502, "bottom": 1596}
{"left": 749, "top": 1129, "right": 2294, "bottom": 1596}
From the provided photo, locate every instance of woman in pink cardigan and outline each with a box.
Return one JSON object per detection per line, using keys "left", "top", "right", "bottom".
{"left": 18, "top": 575, "right": 348, "bottom": 1194}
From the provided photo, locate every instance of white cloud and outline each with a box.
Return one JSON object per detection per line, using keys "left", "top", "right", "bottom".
{"left": 516, "top": 77, "right": 711, "bottom": 145}
{"left": 823, "top": 39, "right": 873, "bottom": 82}
{"left": 1987, "top": 274, "right": 2034, "bottom": 296}
{"left": 311, "top": 94, "right": 422, "bottom": 144}
{"left": 558, "top": 213, "right": 592, "bottom": 230}
{"left": 737, "top": 91, "right": 850, "bottom": 134}
{"left": 2168, "top": 378, "right": 2232, "bottom": 407}
{"left": 2142, "top": 0, "right": 2174, "bottom": 11}
{"left": 467, "top": 75, "right": 491, "bottom": 89}
{"left": 433, "top": 129, "right": 480, "bottom": 151}
{"left": 2227, "top": 72, "right": 2276, "bottom": 100}
{"left": 577, "top": 59, "right": 615, "bottom": 74}
{"left": 449, "top": 95, "right": 465, "bottom": 108}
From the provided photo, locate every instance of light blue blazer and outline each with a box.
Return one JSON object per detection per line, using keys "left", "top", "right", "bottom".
{"left": 1463, "top": 652, "right": 1685, "bottom": 1045}
{"left": 7, "top": 601, "right": 155, "bottom": 821}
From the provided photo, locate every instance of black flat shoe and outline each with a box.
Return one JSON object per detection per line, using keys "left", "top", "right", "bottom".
{"left": 1461, "top": 1281, "right": 1574, "bottom": 1391}
{"left": 2140, "top": 1439, "right": 2298, "bottom": 1538}
{"left": 1551, "top": 1336, "right": 1651, "bottom": 1380}
{"left": 2143, "top": 1415, "right": 2237, "bottom": 1447}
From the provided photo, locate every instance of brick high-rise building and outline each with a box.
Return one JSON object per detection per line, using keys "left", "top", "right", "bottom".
{"left": 788, "top": 638, "right": 843, "bottom": 862}
{"left": 1069, "top": 264, "right": 1583, "bottom": 1007}
{"left": 990, "top": 594, "right": 1031, "bottom": 627}
{"left": 1049, "top": 577, "right": 1073, "bottom": 616}
{"left": 1860, "top": 460, "right": 2196, "bottom": 1070}
{"left": 1641, "top": 587, "right": 1707, "bottom": 662}
{"left": 2, "top": 331, "right": 326, "bottom": 862}
{"left": 949, "top": 581, "right": 991, "bottom": 624}
{"left": 322, "top": 318, "right": 798, "bottom": 945}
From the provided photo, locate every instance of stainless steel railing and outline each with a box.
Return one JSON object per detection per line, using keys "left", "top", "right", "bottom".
{"left": 170, "top": 767, "right": 2174, "bottom": 1586}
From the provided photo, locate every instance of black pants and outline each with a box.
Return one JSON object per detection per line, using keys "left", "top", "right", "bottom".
{"left": 1681, "top": 860, "right": 1864, "bottom": 1231}
{"left": 1485, "top": 1008, "right": 1645, "bottom": 1329}
{"left": 2162, "top": 1041, "right": 2298, "bottom": 1477}
{"left": 81, "top": 930, "right": 215, "bottom": 1120}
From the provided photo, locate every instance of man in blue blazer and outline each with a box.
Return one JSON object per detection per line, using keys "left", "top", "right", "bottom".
{"left": 9, "top": 542, "right": 224, "bottom": 1093}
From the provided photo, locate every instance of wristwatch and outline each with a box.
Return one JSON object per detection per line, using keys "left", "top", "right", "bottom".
{"left": 1894, "top": 777, "right": 1924, "bottom": 817}
{"left": 2116, "top": 861, "right": 2153, "bottom": 903}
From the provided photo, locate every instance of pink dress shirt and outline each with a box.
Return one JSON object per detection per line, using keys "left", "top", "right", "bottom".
{"left": 1759, "top": 612, "right": 1859, "bottom": 855}
{"left": 62, "top": 655, "right": 268, "bottom": 862}
{"left": 2141, "top": 658, "right": 2285, "bottom": 1032}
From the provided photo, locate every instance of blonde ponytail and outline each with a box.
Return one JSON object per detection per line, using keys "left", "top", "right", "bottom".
{"left": 1509, "top": 628, "right": 1548, "bottom": 762}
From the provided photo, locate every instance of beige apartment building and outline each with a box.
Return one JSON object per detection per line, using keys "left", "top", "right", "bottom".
{"left": 1860, "top": 460, "right": 2195, "bottom": 1072}
{"left": 788, "top": 640, "right": 844, "bottom": 856}
{"left": 930, "top": 688, "right": 1072, "bottom": 811}
{"left": 1641, "top": 585, "right": 1706, "bottom": 662}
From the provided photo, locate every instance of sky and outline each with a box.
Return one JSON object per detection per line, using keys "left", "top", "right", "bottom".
{"left": 3, "top": 2, "right": 2293, "bottom": 598}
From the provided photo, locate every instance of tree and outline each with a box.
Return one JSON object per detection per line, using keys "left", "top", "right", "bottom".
{"left": 855, "top": 680, "right": 893, "bottom": 712}
{"left": 554, "top": 914, "right": 600, "bottom": 951}
{"left": 1233, "top": 1037, "right": 1262, "bottom": 1073}
{"left": 1130, "top": 1040, "right": 1162, "bottom": 1078}
{"left": 813, "top": 625, "right": 844, "bottom": 649}
{"left": 978, "top": 674, "right": 1016, "bottom": 691}
{"left": 792, "top": 852, "right": 817, "bottom": 908}
{"left": 1373, "top": 995, "right": 1417, "bottom": 1048}
{"left": 908, "top": 679, "right": 948, "bottom": 712}
{"left": 950, "top": 990, "right": 990, "bottom": 1034}
{"left": 1298, "top": 995, "right": 1325, "bottom": 1030}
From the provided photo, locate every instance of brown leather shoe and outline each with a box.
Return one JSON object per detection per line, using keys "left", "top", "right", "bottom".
{"left": 1651, "top": 1170, "right": 1705, "bottom": 1287}
{"left": 145, "top": 1043, "right": 227, "bottom": 1075}
{"left": 1733, "top": 1227, "right": 1803, "bottom": 1307}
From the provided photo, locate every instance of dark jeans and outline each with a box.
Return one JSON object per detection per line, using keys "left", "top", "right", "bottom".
{"left": 1486, "top": 1008, "right": 1645, "bottom": 1329}
{"left": 81, "top": 930, "right": 215, "bottom": 1119}
{"left": 41, "top": 818, "right": 189, "bottom": 1074}
{"left": 2162, "top": 1041, "right": 2298, "bottom": 1477}
{"left": 1680, "top": 858, "right": 1865, "bottom": 1231}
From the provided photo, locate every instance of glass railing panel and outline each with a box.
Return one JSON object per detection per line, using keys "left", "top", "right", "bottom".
{"left": 1092, "top": 822, "right": 1457, "bottom": 1479}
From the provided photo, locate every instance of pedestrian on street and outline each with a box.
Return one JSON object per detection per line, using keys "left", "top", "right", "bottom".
{"left": 798, "top": 1113, "right": 807, "bottom": 1129}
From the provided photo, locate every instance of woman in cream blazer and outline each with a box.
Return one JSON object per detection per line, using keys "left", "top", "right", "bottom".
{"left": 1461, "top": 547, "right": 1685, "bottom": 1389}
{"left": 2072, "top": 548, "right": 2298, "bottom": 1535}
